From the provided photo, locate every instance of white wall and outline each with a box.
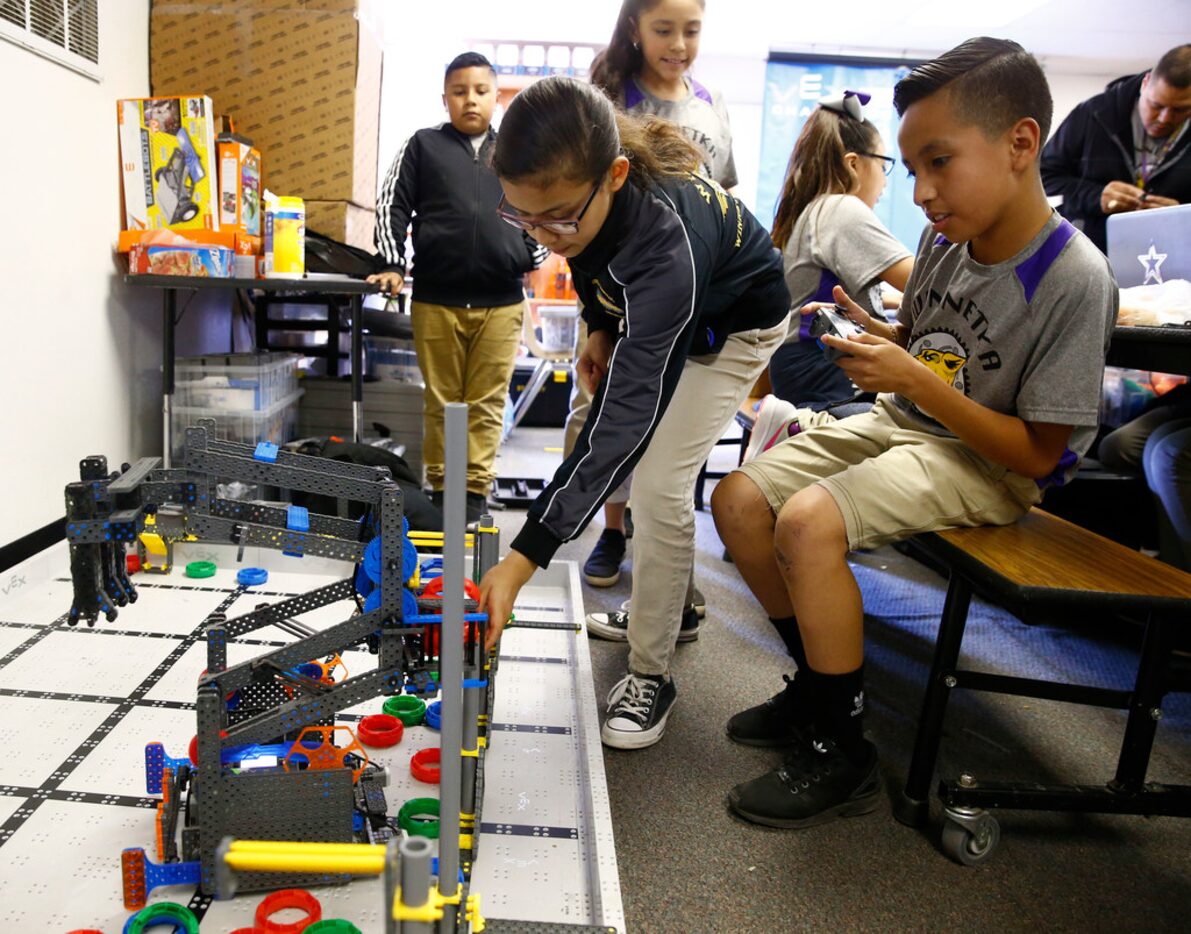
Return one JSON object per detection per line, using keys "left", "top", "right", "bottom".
{"left": 0, "top": 3, "right": 244, "bottom": 545}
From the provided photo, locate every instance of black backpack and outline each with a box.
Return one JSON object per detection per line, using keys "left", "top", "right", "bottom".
{"left": 304, "top": 230, "right": 381, "bottom": 279}
{"left": 289, "top": 438, "right": 442, "bottom": 532}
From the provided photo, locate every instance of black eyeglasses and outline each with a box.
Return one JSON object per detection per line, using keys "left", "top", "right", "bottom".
{"left": 860, "top": 152, "right": 896, "bottom": 176}
{"left": 497, "top": 181, "right": 601, "bottom": 235}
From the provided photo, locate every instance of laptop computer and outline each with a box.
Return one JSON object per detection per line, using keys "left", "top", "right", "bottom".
{"left": 1106, "top": 203, "right": 1191, "bottom": 287}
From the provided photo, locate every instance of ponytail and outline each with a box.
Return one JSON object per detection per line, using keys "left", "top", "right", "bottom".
{"left": 771, "top": 108, "right": 880, "bottom": 251}
{"left": 493, "top": 76, "right": 701, "bottom": 188}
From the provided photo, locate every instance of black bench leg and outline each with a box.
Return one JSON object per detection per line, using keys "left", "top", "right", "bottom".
{"left": 1113, "top": 610, "right": 1175, "bottom": 791}
{"left": 895, "top": 571, "right": 973, "bottom": 828}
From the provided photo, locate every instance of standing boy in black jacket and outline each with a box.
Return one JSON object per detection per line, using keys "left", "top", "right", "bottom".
{"left": 1041, "top": 44, "right": 1191, "bottom": 252}
{"left": 371, "top": 53, "right": 547, "bottom": 520}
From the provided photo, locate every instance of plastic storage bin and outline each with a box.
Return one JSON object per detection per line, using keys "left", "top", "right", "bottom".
{"left": 364, "top": 336, "right": 422, "bottom": 385}
{"left": 538, "top": 305, "right": 580, "bottom": 354}
{"left": 172, "top": 388, "right": 304, "bottom": 461}
{"left": 174, "top": 352, "right": 300, "bottom": 412}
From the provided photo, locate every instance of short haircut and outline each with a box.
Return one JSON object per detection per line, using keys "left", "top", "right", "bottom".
{"left": 1153, "top": 44, "right": 1191, "bottom": 89}
{"left": 444, "top": 52, "right": 495, "bottom": 81}
{"left": 893, "top": 37, "right": 1053, "bottom": 142}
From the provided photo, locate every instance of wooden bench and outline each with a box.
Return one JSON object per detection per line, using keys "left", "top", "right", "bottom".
{"left": 895, "top": 508, "right": 1191, "bottom": 864}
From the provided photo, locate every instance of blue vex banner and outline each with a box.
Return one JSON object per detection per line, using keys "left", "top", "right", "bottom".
{"left": 758, "top": 57, "right": 921, "bottom": 252}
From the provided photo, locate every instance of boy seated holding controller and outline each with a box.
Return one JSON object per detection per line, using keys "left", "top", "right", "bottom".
{"left": 711, "top": 37, "right": 1119, "bottom": 829}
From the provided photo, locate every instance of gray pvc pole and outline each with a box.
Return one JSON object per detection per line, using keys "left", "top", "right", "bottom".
{"left": 437, "top": 402, "right": 467, "bottom": 933}
{"left": 397, "top": 835, "right": 433, "bottom": 934}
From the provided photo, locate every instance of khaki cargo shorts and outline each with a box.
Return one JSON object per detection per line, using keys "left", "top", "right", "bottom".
{"left": 735, "top": 396, "right": 1043, "bottom": 551}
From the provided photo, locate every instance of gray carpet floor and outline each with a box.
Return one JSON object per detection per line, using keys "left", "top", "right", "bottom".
{"left": 491, "top": 427, "right": 1191, "bottom": 933}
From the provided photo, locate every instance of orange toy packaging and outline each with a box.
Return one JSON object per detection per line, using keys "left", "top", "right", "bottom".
{"left": 217, "top": 132, "right": 262, "bottom": 240}
{"left": 118, "top": 95, "right": 220, "bottom": 232}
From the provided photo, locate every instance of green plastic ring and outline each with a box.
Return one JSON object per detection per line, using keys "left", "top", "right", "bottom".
{"left": 383, "top": 694, "right": 427, "bottom": 726}
{"left": 126, "top": 901, "right": 200, "bottom": 934}
{"left": 185, "top": 561, "right": 217, "bottom": 579}
{"left": 397, "top": 796, "right": 441, "bottom": 838}
{"left": 306, "top": 921, "right": 363, "bottom": 934}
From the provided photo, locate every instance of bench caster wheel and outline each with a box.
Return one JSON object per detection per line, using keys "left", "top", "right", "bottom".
{"left": 941, "top": 806, "right": 1000, "bottom": 865}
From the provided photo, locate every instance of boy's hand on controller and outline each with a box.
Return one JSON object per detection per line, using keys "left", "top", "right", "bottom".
{"left": 824, "top": 330, "right": 920, "bottom": 396}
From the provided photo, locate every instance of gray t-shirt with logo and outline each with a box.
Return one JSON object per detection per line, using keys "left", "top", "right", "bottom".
{"left": 783, "top": 193, "right": 911, "bottom": 342}
{"left": 891, "top": 211, "right": 1119, "bottom": 487}
{"left": 622, "top": 76, "right": 737, "bottom": 189}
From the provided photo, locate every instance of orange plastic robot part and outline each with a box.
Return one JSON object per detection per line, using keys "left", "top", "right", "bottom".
{"left": 282, "top": 725, "right": 368, "bottom": 782}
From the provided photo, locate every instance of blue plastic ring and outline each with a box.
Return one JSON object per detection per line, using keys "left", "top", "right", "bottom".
{"left": 236, "top": 567, "right": 269, "bottom": 587}
{"left": 424, "top": 700, "right": 442, "bottom": 731}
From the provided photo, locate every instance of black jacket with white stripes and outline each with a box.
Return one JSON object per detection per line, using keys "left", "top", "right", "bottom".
{"left": 375, "top": 123, "right": 547, "bottom": 306}
{"left": 512, "top": 172, "right": 790, "bottom": 568}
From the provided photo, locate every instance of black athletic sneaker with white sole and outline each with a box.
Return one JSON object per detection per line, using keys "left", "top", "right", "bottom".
{"left": 728, "top": 736, "right": 881, "bottom": 828}
{"left": 586, "top": 604, "right": 700, "bottom": 642}
{"left": 726, "top": 674, "right": 813, "bottom": 747}
{"left": 601, "top": 671, "right": 676, "bottom": 749}
{"left": 583, "top": 529, "right": 627, "bottom": 586}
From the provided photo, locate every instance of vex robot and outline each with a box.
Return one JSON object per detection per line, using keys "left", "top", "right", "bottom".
{"left": 64, "top": 408, "right": 505, "bottom": 933}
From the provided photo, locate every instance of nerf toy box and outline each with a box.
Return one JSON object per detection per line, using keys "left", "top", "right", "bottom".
{"left": 118, "top": 95, "right": 220, "bottom": 232}
{"left": 129, "top": 243, "right": 233, "bottom": 278}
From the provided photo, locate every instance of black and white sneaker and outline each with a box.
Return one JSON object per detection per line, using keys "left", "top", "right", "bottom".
{"left": 601, "top": 671, "right": 676, "bottom": 749}
{"left": 586, "top": 604, "right": 700, "bottom": 642}
{"left": 620, "top": 587, "right": 706, "bottom": 619}
{"left": 727, "top": 736, "right": 881, "bottom": 828}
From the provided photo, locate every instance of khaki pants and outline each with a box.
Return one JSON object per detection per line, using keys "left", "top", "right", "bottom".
{"left": 626, "top": 319, "right": 787, "bottom": 675}
{"left": 412, "top": 300, "right": 524, "bottom": 495}
{"left": 736, "top": 396, "right": 1043, "bottom": 551}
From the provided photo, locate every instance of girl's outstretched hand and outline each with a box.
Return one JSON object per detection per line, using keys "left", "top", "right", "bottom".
{"left": 478, "top": 550, "right": 538, "bottom": 651}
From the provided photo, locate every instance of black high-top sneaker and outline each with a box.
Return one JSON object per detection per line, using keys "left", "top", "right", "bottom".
{"left": 600, "top": 671, "right": 677, "bottom": 750}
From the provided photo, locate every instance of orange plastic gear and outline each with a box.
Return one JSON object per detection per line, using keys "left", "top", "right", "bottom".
{"left": 282, "top": 725, "right": 368, "bottom": 782}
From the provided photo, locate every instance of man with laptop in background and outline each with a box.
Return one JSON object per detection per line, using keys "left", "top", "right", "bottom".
{"left": 1042, "top": 44, "right": 1191, "bottom": 253}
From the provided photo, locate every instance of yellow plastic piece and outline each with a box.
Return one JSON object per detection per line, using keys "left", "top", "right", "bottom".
{"left": 391, "top": 883, "right": 463, "bottom": 924}
{"left": 225, "top": 851, "right": 384, "bottom": 874}
{"left": 459, "top": 834, "right": 474, "bottom": 850}
{"left": 478, "top": 736, "right": 487, "bottom": 749}
{"left": 229, "top": 840, "right": 385, "bottom": 856}
{"left": 466, "top": 893, "right": 486, "bottom": 932}
{"left": 460, "top": 746, "right": 479, "bottom": 758}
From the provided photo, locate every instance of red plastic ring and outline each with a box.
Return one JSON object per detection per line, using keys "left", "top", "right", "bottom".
{"left": 410, "top": 747, "right": 441, "bottom": 784}
{"left": 255, "top": 888, "right": 322, "bottom": 933}
{"left": 357, "top": 713, "right": 404, "bottom": 748}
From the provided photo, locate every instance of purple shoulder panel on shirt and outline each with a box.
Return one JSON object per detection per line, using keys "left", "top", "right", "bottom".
{"left": 689, "top": 78, "right": 714, "bottom": 105}
{"left": 623, "top": 79, "right": 646, "bottom": 110}
{"left": 1014, "top": 219, "right": 1077, "bottom": 304}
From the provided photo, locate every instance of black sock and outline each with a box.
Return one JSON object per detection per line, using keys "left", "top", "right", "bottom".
{"left": 799, "top": 664, "right": 868, "bottom": 764}
{"left": 769, "top": 616, "right": 807, "bottom": 670}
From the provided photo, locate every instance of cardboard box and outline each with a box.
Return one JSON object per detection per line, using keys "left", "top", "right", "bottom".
{"left": 118, "top": 96, "right": 220, "bottom": 232}
{"left": 306, "top": 199, "right": 376, "bottom": 251}
{"left": 217, "top": 133, "right": 262, "bottom": 238}
{"left": 150, "top": 2, "right": 381, "bottom": 205}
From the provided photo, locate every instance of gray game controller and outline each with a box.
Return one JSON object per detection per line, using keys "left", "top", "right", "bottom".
{"left": 808, "top": 304, "right": 865, "bottom": 361}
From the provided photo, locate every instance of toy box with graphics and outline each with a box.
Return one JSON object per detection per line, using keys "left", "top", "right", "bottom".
{"left": 118, "top": 96, "right": 220, "bottom": 232}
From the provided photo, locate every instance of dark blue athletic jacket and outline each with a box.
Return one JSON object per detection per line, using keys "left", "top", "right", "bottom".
{"left": 512, "top": 172, "right": 790, "bottom": 567}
